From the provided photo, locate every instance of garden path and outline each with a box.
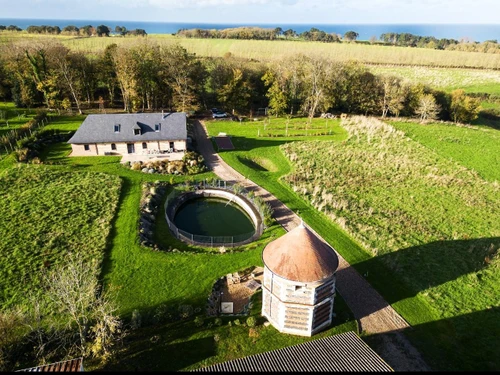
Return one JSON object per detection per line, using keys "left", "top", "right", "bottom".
{"left": 193, "top": 120, "right": 430, "bottom": 371}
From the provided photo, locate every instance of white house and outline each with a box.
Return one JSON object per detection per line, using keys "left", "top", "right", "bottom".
{"left": 68, "top": 112, "right": 187, "bottom": 157}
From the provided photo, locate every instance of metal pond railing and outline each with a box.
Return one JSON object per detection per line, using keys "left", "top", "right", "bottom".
{"left": 164, "top": 179, "right": 266, "bottom": 248}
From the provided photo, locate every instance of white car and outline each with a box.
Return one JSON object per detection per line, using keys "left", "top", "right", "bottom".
{"left": 212, "top": 111, "right": 228, "bottom": 119}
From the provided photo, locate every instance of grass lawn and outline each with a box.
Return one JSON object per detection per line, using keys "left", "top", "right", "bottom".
{"left": 205, "top": 116, "right": 500, "bottom": 371}
{"left": 391, "top": 121, "right": 500, "bottom": 182}
{"left": 0, "top": 110, "right": 358, "bottom": 371}
{"left": 0, "top": 165, "right": 121, "bottom": 309}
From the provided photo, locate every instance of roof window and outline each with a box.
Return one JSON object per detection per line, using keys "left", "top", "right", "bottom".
{"left": 155, "top": 123, "right": 161, "bottom": 132}
{"left": 114, "top": 124, "right": 120, "bottom": 133}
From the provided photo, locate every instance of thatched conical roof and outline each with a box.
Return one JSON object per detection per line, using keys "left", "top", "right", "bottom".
{"left": 262, "top": 222, "right": 339, "bottom": 282}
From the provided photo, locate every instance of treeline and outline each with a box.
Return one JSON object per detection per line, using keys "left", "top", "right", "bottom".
{"left": 176, "top": 27, "right": 345, "bottom": 43}
{"left": 380, "top": 32, "right": 460, "bottom": 49}
{"left": 0, "top": 40, "right": 481, "bottom": 123}
{"left": 0, "top": 25, "right": 22, "bottom": 31}
{"left": 0, "top": 24, "right": 147, "bottom": 37}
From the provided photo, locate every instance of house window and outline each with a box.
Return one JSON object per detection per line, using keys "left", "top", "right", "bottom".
{"left": 111, "top": 143, "right": 116, "bottom": 150}
{"left": 142, "top": 142, "right": 147, "bottom": 149}
{"left": 84, "top": 144, "right": 90, "bottom": 151}
{"left": 114, "top": 124, "right": 120, "bottom": 133}
{"left": 134, "top": 128, "right": 141, "bottom": 135}
{"left": 155, "top": 123, "right": 161, "bottom": 132}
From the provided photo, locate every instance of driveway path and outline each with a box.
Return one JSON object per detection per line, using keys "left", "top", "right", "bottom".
{"left": 193, "top": 120, "right": 431, "bottom": 371}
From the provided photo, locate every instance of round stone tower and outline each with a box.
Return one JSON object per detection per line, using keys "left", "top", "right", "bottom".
{"left": 261, "top": 221, "right": 339, "bottom": 336}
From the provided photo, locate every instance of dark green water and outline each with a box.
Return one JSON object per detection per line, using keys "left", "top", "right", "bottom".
{"left": 173, "top": 198, "right": 255, "bottom": 238}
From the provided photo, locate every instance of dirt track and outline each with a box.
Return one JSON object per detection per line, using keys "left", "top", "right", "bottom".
{"left": 193, "top": 120, "right": 431, "bottom": 371}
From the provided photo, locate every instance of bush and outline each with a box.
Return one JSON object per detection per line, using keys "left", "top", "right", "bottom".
{"left": 233, "top": 319, "right": 241, "bottom": 326}
{"left": 246, "top": 316, "right": 257, "bottom": 327}
{"left": 131, "top": 309, "right": 142, "bottom": 330}
{"left": 194, "top": 315, "right": 204, "bottom": 327}
{"left": 214, "top": 318, "right": 223, "bottom": 326}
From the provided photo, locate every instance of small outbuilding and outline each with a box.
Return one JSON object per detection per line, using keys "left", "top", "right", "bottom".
{"left": 261, "top": 221, "right": 339, "bottom": 336}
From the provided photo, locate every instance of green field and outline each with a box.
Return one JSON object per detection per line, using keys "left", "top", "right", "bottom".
{"left": 2, "top": 32, "right": 499, "bottom": 69}
{"left": 391, "top": 121, "right": 500, "bottom": 182}
{"left": 0, "top": 166, "right": 121, "bottom": 308}
{"left": 205, "top": 116, "right": 500, "bottom": 371}
{"left": 0, "top": 103, "right": 37, "bottom": 137}
{"left": 369, "top": 65, "right": 500, "bottom": 95}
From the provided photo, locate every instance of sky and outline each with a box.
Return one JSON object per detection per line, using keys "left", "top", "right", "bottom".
{"left": 1, "top": 0, "right": 499, "bottom": 24}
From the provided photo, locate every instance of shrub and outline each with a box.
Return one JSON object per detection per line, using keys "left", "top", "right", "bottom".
{"left": 194, "top": 315, "right": 204, "bottom": 327}
{"left": 233, "top": 319, "right": 241, "bottom": 326}
{"left": 131, "top": 162, "right": 142, "bottom": 171}
{"left": 246, "top": 316, "right": 257, "bottom": 327}
{"left": 178, "top": 304, "right": 194, "bottom": 319}
{"left": 215, "top": 318, "right": 223, "bottom": 326}
{"left": 131, "top": 309, "right": 142, "bottom": 330}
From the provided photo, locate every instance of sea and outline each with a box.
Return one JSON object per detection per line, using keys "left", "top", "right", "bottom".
{"left": 1, "top": 18, "right": 499, "bottom": 42}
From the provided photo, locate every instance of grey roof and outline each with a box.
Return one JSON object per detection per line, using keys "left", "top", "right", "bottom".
{"left": 193, "top": 331, "right": 393, "bottom": 372}
{"left": 68, "top": 112, "right": 187, "bottom": 144}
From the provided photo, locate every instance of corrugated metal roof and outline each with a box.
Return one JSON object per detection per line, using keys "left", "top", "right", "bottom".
{"left": 262, "top": 222, "right": 339, "bottom": 282}
{"left": 68, "top": 112, "right": 187, "bottom": 144}
{"left": 193, "top": 331, "right": 393, "bottom": 372}
{"left": 16, "top": 357, "right": 83, "bottom": 372}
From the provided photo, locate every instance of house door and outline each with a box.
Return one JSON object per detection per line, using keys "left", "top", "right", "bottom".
{"left": 169, "top": 141, "right": 174, "bottom": 152}
{"left": 127, "top": 143, "right": 135, "bottom": 154}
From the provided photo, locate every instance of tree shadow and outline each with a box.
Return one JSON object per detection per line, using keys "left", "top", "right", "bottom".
{"left": 363, "top": 306, "right": 500, "bottom": 372}
{"left": 337, "top": 237, "right": 499, "bottom": 319}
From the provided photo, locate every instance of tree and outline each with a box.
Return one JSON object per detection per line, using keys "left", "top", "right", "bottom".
{"left": 44, "top": 253, "right": 123, "bottom": 358}
{"left": 343, "top": 31, "right": 359, "bottom": 41}
{"left": 96, "top": 25, "right": 111, "bottom": 37}
{"left": 114, "top": 26, "right": 128, "bottom": 36}
{"left": 262, "top": 69, "right": 288, "bottom": 116}
{"left": 217, "top": 67, "right": 251, "bottom": 115}
{"left": 415, "top": 93, "right": 440, "bottom": 122}
{"left": 450, "top": 89, "right": 481, "bottom": 123}
{"left": 80, "top": 25, "right": 94, "bottom": 37}
{"left": 378, "top": 75, "right": 407, "bottom": 117}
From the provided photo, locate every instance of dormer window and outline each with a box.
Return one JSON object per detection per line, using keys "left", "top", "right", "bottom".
{"left": 155, "top": 123, "right": 161, "bottom": 132}
{"left": 134, "top": 128, "right": 141, "bottom": 135}
{"left": 114, "top": 124, "right": 120, "bottom": 133}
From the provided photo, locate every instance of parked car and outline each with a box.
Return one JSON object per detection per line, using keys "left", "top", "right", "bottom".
{"left": 212, "top": 111, "right": 228, "bottom": 119}
{"left": 211, "top": 108, "right": 220, "bottom": 114}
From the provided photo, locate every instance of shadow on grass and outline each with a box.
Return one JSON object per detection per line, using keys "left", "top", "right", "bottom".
{"left": 363, "top": 306, "right": 500, "bottom": 372}
{"left": 237, "top": 155, "right": 268, "bottom": 171}
{"left": 339, "top": 237, "right": 500, "bottom": 319}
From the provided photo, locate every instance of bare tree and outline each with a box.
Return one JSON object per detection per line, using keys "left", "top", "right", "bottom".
{"left": 44, "top": 253, "right": 123, "bottom": 358}
{"left": 415, "top": 93, "right": 440, "bottom": 122}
